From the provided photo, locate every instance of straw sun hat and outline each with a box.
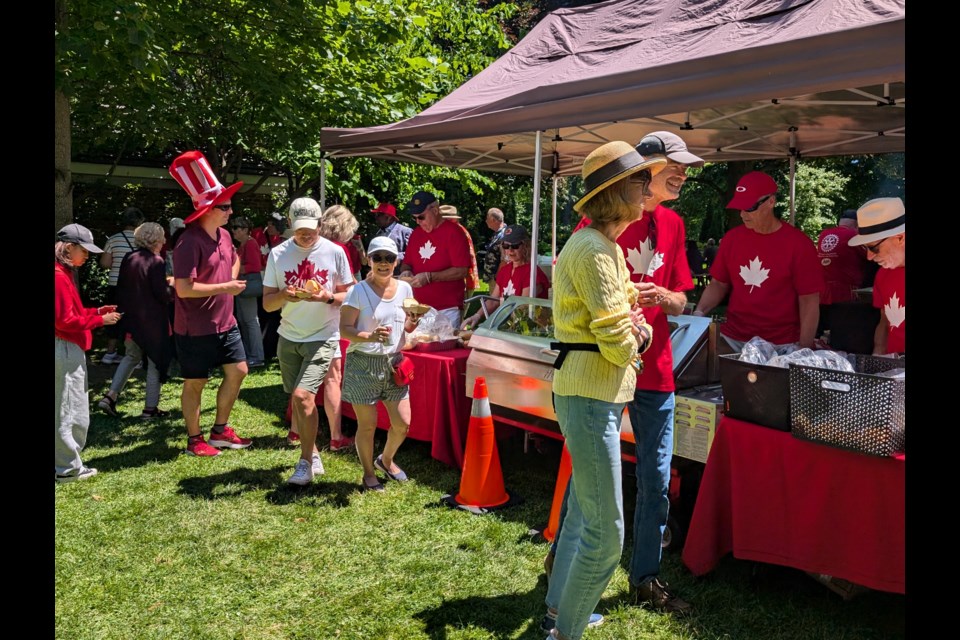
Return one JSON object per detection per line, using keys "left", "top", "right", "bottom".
{"left": 573, "top": 141, "right": 666, "bottom": 212}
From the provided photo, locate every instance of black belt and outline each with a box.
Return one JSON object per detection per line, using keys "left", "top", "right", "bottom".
{"left": 550, "top": 342, "right": 600, "bottom": 370}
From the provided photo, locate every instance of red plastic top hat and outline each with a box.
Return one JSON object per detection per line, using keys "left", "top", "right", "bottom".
{"left": 169, "top": 151, "right": 244, "bottom": 224}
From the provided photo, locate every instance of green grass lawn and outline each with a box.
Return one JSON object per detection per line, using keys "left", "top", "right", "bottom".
{"left": 55, "top": 357, "right": 905, "bottom": 640}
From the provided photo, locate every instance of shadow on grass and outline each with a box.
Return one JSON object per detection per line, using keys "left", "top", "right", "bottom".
{"left": 414, "top": 573, "right": 627, "bottom": 640}
{"left": 85, "top": 419, "right": 184, "bottom": 471}
{"left": 175, "top": 464, "right": 358, "bottom": 509}
{"left": 414, "top": 574, "right": 549, "bottom": 640}
{"left": 177, "top": 465, "right": 288, "bottom": 500}
{"left": 265, "top": 479, "right": 357, "bottom": 508}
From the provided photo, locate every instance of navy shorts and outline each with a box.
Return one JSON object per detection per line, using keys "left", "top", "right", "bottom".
{"left": 175, "top": 326, "right": 247, "bottom": 379}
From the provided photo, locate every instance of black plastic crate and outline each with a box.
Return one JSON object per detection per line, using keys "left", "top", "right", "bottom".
{"left": 789, "top": 355, "right": 905, "bottom": 457}
{"left": 719, "top": 354, "right": 791, "bottom": 431}
{"left": 827, "top": 302, "right": 880, "bottom": 354}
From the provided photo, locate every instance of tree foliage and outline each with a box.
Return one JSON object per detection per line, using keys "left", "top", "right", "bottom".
{"left": 58, "top": 0, "right": 516, "bottom": 211}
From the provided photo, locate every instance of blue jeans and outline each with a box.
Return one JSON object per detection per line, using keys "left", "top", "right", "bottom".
{"left": 549, "top": 390, "right": 675, "bottom": 589}
{"left": 627, "top": 389, "right": 675, "bottom": 587}
{"left": 546, "top": 394, "right": 625, "bottom": 640}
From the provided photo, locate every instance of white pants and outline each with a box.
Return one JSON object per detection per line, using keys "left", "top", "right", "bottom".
{"left": 55, "top": 338, "right": 90, "bottom": 476}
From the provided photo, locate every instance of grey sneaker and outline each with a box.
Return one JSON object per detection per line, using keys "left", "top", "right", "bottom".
{"left": 287, "top": 458, "right": 314, "bottom": 486}
{"left": 311, "top": 453, "right": 325, "bottom": 476}
{"left": 56, "top": 467, "right": 98, "bottom": 483}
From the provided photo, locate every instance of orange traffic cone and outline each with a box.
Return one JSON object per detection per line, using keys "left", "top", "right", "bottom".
{"left": 541, "top": 445, "right": 572, "bottom": 542}
{"left": 452, "top": 376, "right": 511, "bottom": 510}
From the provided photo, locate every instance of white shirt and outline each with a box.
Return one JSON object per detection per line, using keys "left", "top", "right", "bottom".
{"left": 264, "top": 236, "right": 355, "bottom": 342}
{"left": 342, "top": 280, "right": 414, "bottom": 355}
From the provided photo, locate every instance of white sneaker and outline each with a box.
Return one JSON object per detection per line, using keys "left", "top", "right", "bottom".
{"left": 56, "top": 467, "right": 98, "bottom": 483}
{"left": 101, "top": 352, "right": 122, "bottom": 365}
{"left": 311, "top": 453, "right": 325, "bottom": 476}
{"left": 287, "top": 458, "right": 314, "bottom": 485}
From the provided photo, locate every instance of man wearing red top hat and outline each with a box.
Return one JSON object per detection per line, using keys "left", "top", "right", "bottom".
{"left": 371, "top": 201, "right": 412, "bottom": 276}
{"left": 169, "top": 150, "right": 253, "bottom": 457}
{"left": 693, "top": 171, "right": 823, "bottom": 351}
{"left": 847, "top": 197, "right": 905, "bottom": 355}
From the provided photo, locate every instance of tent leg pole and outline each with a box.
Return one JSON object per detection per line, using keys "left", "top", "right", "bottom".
{"left": 551, "top": 175, "right": 558, "bottom": 283}
{"left": 530, "top": 130, "right": 543, "bottom": 303}
{"left": 320, "top": 156, "right": 327, "bottom": 211}
{"left": 788, "top": 155, "right": 796, "bottom": 225}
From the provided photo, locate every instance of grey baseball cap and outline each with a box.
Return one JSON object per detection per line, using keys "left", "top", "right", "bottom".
{"left": 57, "top": 223, "right": 103, "bottom": 253}
{"left": 636, "top": 131, "right": 704, "bottom": 167}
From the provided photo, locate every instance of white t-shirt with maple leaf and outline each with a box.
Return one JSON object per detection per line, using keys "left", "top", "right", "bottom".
{"left": 710, "top": 223, "right": 823, "bottom": 345}
{"left": 264, "top": 236, "right": 356, "bottom": 342}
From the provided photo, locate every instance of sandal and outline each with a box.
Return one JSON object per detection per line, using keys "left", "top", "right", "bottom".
{"left": 139, "top": 407, "right": 169, "bottom": 420}
{"left": 361, "top": 476, "right": 385, "bottom": 492}
{"left": 374, "top": 454, "right": 408, "bottom": 482}
{"left": 97, "top": 395, "right": 120, "bottom": 418}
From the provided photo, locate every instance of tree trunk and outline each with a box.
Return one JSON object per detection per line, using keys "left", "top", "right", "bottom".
{"left": 55, "top": 88, "right": 73, "bottom": 233}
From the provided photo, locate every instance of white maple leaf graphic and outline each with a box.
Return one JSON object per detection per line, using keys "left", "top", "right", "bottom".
{"left": 884, "top": 292, "right": 905, "bottom": 328}
{"left": 739, "top": 256, "right": 770, "bottom": 292}
{"left": 501, "top": 279, "right": 516, "bottom": 298}
{"left": 625, "top": 240, "right": 664, "bottom": 277}
{"left": 418, "top": 240, "right": 437, "bottom": 262}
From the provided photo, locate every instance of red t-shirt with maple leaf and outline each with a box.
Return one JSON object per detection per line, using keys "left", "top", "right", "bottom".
{"left": 616, "top": 206, "right": 694, "bottom": 392}
{"left": 495, "top": 262, "right": 551, "bottom": 300}
{"left": 872, "top": 266, "right": 905, "bottom": 354}
{"left": 710, "top": 222, "right": 823, "bottom": 345}
{"left": 817, "top": 225, "right": 869, "bottom": 304}
{"left": 263, "top": 236, "right": 355, "bottom": 342}
{"left": 404, "top": 219, "right": 472, "bottom": 311}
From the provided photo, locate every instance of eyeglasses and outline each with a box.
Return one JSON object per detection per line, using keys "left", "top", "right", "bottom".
{"left": 636, "top": 135, "right": 666, "bottom": 158}
{"left": 744, "top": 195, "right": 771, "bottom": 212}
{"left": 864, "top": 237, "right": 889, "bottom": 255}
{"left": 503, "top": 242, "right": 522, "bottom": 250}
{"left": 369, "top": 253, "right": 396, "bottom": 263}
{"left": 627, "top": 169, "right": 652, "bottom": 185}
{"left": 412, "top": 213, "right": 427, "bottom": 221}
{"left": 213, "top": 204, "right": 233, "bottom": 211}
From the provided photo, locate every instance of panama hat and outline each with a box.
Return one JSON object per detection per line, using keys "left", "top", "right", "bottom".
{"left": 848, "top": 198, "right": 905, "bottom": 246}
{"left": 169, "top": 151, "right": 244, "bottom": 224}
{"left": 439, "top": 205, "right": 460, "bottom": 219}
{"left": 573, "top": 141, "right": 666, "bottom": 212}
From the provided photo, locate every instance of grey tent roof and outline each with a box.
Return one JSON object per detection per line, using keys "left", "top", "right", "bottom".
{"left": 321, "top": 0, "right": 904, "bottom": 176}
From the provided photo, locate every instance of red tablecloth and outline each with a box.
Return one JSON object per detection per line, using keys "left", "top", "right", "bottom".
{"left": 681, "top": 416, "right": 905, "bottom": 594}
{"left": 340, "top": 347, "right": 472, "bottom": 469}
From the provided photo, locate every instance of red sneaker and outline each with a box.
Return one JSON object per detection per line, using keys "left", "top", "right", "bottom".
{"left": 329, "top": 436, "right": 355, "bottom": 452}
{"left": 186, "top": 438, "right": 221, "bottom": 457}
{"left": 209, "top": 425, "right": 252, "bottom": 449}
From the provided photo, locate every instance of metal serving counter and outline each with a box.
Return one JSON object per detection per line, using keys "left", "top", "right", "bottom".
{"left": 465, "top": 296, "right": 719, "bottom": 435}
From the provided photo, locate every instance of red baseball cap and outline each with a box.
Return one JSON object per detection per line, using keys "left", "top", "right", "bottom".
{"left": 726, "top": 171, "right": 777, "bottom": 210}
{"left": 371, "top": 202, "right": 397, "bottom": 218}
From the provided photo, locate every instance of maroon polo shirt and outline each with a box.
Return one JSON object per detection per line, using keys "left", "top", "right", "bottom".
{"left": 173, "top": 224, "right": 238, "bottom": 336}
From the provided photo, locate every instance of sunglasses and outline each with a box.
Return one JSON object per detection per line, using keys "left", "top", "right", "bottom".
{"left": 864, "top": 237, "right": 889, "bottom": 255}
{"left": 635, "top": 135, "right": 666, "bottom": 158}
{"left": 411, "top": 213, "right": 428, "bottom": 221}
{"left": 213, "top": 204, "right": 233, "bottom": 211}
{"left": 744, "top": 195, "right": 771, "bottom": 212}
{"left": 627, "top": 169, "right": 653, "bottom": 185}
{"left": 369, "top": 253, "right": 396, "bottom": 263}
{"left": 503, "top": 242, "right": 522, "bottom": 250}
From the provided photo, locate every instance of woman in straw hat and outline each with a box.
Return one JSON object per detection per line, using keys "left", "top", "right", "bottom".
{"left": 55, "top": 224, "right": 123, "bottom": 482}
{"left": 541, "top": 141, "right": 662, "bottom": 640}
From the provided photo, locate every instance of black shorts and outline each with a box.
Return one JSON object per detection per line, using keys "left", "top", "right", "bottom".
{"left": 175, "top": 326, "right": 247, "bottom": 379}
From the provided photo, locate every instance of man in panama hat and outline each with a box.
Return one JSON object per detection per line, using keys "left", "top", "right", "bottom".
{"left": 847, "top": 197, "right": 905, "bottom": 355}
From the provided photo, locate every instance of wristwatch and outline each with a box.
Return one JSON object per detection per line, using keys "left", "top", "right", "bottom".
{"left": 324, "top": 292, "right": 335, "bottom": 305}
